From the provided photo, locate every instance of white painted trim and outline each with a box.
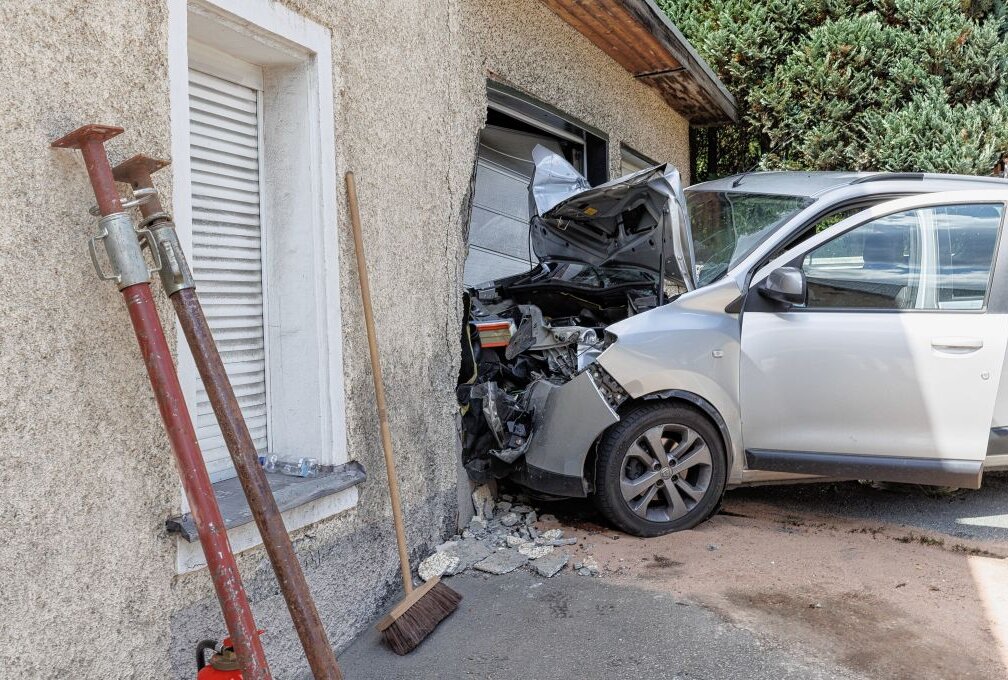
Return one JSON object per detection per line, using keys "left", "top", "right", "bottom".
{"left": 254, "top": 77, "right": 275, "bottom": 460}
{"left": 167, "top": 0, "right": 350, "bottom": 556}
{"left": 168, "top": 0, "right": 196, "bottom": 513}
{"left": 176, "top": 486, "right": 358, "bottom": 573}
{"left": 188, "top": 40, "right": 264, "bottom": 89}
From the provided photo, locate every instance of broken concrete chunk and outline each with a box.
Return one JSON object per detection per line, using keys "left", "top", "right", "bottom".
{"left": 496, "top": 501, "right": 513, "bottom": 513}
{"left": 518, "top": 542, "right": 554, "bottom": 559}
{"left": 418, "top": 551, "right": 460, "bottom": 582}
{"left": 434, "top": 540, "right": 459, "bottom": 553}
{"left": 541, "top": 528, "right": 563, "bottom": 540}
{"left": 505, "top": 535, "right": 525, "bottom": 548}
{"left": 511, "top": 504, "right": 533, "bottom": 514}
{"left": 531, "top": 551, "right": 569, "bottom": 578}
{"left": 471, "top": 484, "right": 494, "bottom": 519}
{"left": 524, "top": 511, "right": 538, "bottom": 526}
{"left": 577, "top": 567, "right": 593, "bottom": 576}
{"left": 474, "top": 549, "right": 528, "bottom": 575}
{"left": 499, "top": 512, "right": 520, "bottom": 527}
{"left": 500, "top": 494, "right": 514, "bottom": 502}
{"left": 537, "top": 536, "right": 577, "bottom": 546}
{"left": 449, "top": 539, "right": 493, "bottom": 574}
{"left": 483, "top": 498, "right": 496, "bottom": 520}
{"left": 469, "top": 516, "right": 488, "bottom": 533}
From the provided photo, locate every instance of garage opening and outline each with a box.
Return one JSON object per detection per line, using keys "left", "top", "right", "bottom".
{"left": 463, "top": 83, "right": 608, "bottom": 286}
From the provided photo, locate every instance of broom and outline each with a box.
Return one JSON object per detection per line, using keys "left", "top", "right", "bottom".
{"left": 345, "top": 171, "right": 461, "bottom": 655}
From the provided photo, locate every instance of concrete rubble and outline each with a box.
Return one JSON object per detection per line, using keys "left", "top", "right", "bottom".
{"left": 474, "top": 549, "right": 528, "bottom": 575}
{"left": 418, "top": 550, "right": 459, "bottom": 581}
{"left": 531, "top": 551, "right": 569, "bottom": 577}
{"left": 417, "top": 484, "right": 598, "bottom": 583}
{"left": 573, "top": 556, "right": 600, "bottom": 577}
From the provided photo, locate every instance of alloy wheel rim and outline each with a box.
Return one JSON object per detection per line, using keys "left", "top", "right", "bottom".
{"left": 620, "top": 423, "right": 713, "bottom": 522}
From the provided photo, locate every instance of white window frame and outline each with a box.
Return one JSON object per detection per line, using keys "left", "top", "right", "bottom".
{"left": 620, "top": 144, "right": 656, "bottom": 176}
{"left": 168, "top": 0, "right": 352, "bottom": 572}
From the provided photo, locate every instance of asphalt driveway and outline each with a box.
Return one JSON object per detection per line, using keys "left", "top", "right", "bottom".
{"left": 339, "top": 474, "right": 1008, "bottom": 680}
{"left": 339, "top": 568, "right": 861, "bottom": 680}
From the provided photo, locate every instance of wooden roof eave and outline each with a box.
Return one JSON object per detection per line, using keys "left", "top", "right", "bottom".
{"left": 539, "top": 0, "right": 738, "bottom": 126}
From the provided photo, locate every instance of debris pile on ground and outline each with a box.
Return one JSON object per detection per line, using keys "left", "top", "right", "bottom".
{"left": 416, "top": 485, "right": 588, "bottom": 582}
{"left": 572, "top": 556, "right": 600, "bottom": 577}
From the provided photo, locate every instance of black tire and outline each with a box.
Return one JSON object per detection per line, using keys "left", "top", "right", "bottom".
{"left": 592, "top": 402, "right": 727, "bottom": 537}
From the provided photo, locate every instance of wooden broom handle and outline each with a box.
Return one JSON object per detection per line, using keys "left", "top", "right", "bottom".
{"left": 345, "top": 172, "right": 414, "bottom": 594}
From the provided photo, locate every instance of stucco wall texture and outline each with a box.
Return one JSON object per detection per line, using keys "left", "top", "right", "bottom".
{"left": 0, "top": 1, "right": 691, "bottom": 677}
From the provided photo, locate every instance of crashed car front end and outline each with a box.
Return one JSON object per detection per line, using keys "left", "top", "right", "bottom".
{"left": 461, "top": 300, "right": 631, "bottom": 497}
{"left": 457, "top": 146, "right": 692, "bottom": 497}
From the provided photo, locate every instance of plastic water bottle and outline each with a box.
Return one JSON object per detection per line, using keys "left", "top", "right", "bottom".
{"left": 260, "top": 454, "right": 319, "bottom": 477}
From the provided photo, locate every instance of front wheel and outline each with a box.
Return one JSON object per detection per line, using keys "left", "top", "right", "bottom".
{"left": 592, "top": 403, "right": 727, "bottom": 537}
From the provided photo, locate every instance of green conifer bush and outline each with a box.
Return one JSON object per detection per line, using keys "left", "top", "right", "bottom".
{"left": 660, "top": 0, "right": 1008, "bottom": 178}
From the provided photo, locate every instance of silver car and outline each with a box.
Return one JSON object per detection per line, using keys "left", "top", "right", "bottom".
{"left": 459, "top": 147, "right": 1008, "bottom": 536}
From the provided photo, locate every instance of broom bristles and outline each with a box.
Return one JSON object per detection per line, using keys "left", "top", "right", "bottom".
{"left": 381, "top": 581, "right": 462, "bottom": 655}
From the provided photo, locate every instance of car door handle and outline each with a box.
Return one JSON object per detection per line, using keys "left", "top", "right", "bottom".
{"left": 931, "top": 337, "right": 984, "bottom": 352}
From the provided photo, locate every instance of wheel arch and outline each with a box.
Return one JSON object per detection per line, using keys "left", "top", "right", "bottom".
{"left": 582, "top": 388, "right": 733, "bottom": 493}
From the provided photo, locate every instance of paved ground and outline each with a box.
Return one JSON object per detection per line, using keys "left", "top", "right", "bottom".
{"left": 730, "top": 473, "right": 1008, "bottom": 542}
{"left": 340, "top": 474, "right": 1008, "bottom": 679}
{"left": 340, "top": 569, "right": 862, "bottom": 680}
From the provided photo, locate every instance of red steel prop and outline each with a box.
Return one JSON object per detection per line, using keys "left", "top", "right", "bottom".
{"left": 113, "top": 154, "right": 343, "bottom": 680}
{"left": 52, "top": 125, "right": 271, "bottom": 680}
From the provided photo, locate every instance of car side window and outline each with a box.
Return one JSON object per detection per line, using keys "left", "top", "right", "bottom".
{"left": 765, "top": 201, "right": 887, "bottom": 262}
{"left": 935, "top": 205, "right": 1002, "bottom": 309}
{"left": 800, "top": 203, "right": 1003, "bottom": 311}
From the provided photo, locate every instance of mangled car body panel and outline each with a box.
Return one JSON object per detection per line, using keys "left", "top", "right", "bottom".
{"left": 530, "top": 145, "right": 695, "bottom": 289}
{"left": 511, "top": 371, "right": 620, "bottom": 497}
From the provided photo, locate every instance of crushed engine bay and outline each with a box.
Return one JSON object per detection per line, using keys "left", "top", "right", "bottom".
{"left": 457, "top": 146, "right": 693, "bottom": 493}
{"left": 457, "top": 268, "right": 653, "bottom": 481}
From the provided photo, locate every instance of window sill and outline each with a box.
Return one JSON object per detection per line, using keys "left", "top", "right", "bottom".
{"left": 167, "top": 461, "right": 366, "bottom": 543}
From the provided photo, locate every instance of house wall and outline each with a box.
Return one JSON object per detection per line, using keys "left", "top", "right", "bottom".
{"left": 0, "top": 0, "right": 691, "bottom": 677}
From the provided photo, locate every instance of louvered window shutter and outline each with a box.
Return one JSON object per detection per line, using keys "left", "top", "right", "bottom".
{"left": 188, "top": 66, "right": 269, "bottom": 482}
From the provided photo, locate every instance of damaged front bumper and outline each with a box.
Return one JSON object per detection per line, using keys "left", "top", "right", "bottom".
{"left": 506, "top": 365, "right": 628, "bottom": 497}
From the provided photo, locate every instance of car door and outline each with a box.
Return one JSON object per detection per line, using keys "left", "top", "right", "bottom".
{"left": 739, "top": 191, "right": 1008, "bottom": 488}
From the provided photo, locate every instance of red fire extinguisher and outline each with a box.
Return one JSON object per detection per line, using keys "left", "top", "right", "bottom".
{"left": 197, "top": 638, "right": 244, "bottom": 679}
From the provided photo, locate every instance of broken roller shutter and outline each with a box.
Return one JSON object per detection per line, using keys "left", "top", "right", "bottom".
{"left": 188, "top": 65, "right": 269, "bottom": 482}
{"left": 463, "top": 127, "right": 564, "bottom": 287}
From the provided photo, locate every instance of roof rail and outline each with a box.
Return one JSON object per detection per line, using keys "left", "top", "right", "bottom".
{"left": 850, "top": 172, "right": 924, "bottom": 184}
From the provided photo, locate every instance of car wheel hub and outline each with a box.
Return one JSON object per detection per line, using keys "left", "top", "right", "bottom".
{"left": 619, "top": 423, "right": 714, "bottom": 523}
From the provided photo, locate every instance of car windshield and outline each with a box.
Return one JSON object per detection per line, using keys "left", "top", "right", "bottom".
{"left": 687, "top": 190, "right": 813, "bottom": 286}
{"left": 555, "top": 263, "right": 654, "bottom": 286}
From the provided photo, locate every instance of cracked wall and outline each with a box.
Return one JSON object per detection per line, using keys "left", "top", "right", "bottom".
{"left": 0, "top": 0, "right": 692, "bottom": 677}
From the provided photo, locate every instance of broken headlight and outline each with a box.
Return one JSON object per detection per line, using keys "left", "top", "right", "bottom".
{"left": 586, "top": 361, "right": 629, "bottom": 411}
{"left": 576, "top": 330, "right": 617, "bottom": 372}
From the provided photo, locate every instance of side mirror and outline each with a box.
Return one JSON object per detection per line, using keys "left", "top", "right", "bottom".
{"left": 758, "top": 266, "right": 806, "bottom": 306}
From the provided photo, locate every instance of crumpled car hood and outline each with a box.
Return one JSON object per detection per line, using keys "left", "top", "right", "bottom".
{"left": 529, "top": 145, "right": 695, "bottom": 289}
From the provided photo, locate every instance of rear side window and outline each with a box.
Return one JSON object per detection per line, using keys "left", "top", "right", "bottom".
{"left": 800, "top": 203, "right": 1003, "bottom": 311}
{"left": 936, "top": 204, "right": 1001, "bottom": 308}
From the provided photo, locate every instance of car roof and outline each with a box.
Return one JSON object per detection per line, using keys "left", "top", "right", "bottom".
{"left": 688, "top": 170, "right": 1008, "bottom": 198}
